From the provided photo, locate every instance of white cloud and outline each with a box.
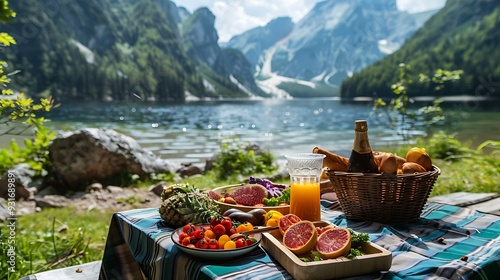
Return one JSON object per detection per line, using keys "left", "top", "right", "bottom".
{"left": 173, "top": 0, "right": 322, "bottom": 42}
{"left": 211, "top": 1, "right": 265, "bottom": 42}
{"left": 172, "top": 0, "right": 446, "bottom": 43}
{"left": 397, "top": 0, "right": 446, "bottom": 13}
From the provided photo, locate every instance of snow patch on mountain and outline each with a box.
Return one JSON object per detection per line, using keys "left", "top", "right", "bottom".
{"left": 70, "top": 39, "right": 95, "bottom": 64}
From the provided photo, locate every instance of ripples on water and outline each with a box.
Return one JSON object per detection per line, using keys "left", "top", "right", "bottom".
{"left": 44, "top": 98, "right": 496, "bottom": 166}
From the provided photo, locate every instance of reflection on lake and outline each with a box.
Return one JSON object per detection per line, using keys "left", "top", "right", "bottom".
{"left": 43, "top": 98, "right": 500, "bottom": 167}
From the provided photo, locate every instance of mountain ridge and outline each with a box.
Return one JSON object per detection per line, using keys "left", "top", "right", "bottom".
{"left": 2, "top": 0, "right": 263, "bottom": 102}
{"left": 224, "top": 0, "right": 436, "bottom": 97}
{"left": 4, "top": 0, "right": 491, "bottom": 101}
{"left": 340, "top": 0, "right": 500, "bottom": 98}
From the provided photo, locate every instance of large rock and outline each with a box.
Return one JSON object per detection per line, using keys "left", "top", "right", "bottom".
{"left": 0, "top": 164, "right": 37, "bottom": 200}
{"left": 49, "top": 128, "right": 178, "bottom": 191}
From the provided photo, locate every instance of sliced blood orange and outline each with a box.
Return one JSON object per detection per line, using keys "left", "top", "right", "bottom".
{"left": 278, "top": 213, "right": 301, "bottom": 235}
{"left": 316, "top": 225, "right": 336, "bottom": 236}
{"left": 315, "top": 227, "right": 351, "bottom": 259}
{"left": 283, "top": 221, "right": 317, "bottom": 255}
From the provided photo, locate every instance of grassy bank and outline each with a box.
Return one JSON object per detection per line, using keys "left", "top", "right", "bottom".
{"left": 1, "top": 134, "right": 499, "bottom": 279}
{"left": 1, "top": 208, "right": 114, "bottom": 280}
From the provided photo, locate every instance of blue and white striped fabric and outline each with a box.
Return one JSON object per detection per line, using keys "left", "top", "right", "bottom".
{"left": 100, "top": 202, "right": 500, "bottom": 279}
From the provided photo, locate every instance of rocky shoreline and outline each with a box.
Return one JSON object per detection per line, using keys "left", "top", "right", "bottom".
{"left": 0, "top": 128, "right": 205, "bottom": 220}
{"left": 2, "top": 182, "right": 165, "bottom": 219}
{"left": 0, "top": 128, "right": 287, "bottom": 220}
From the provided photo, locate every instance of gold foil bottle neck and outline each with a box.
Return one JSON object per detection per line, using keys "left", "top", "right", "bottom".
{"left": 352, "top": 120, "right": 371, "bottom": 154}
{"left": 347, "top": 120, "right": 378, "bottom": 173}
{"left": 354, "top": 120, "right": 368, "bottom": 132}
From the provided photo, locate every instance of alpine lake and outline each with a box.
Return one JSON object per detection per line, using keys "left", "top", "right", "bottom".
{"left": 35, "top": 97, "right": 500, "bottom": 168}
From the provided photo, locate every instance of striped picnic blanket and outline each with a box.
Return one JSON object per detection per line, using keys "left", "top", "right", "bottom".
{"left": 99, "top": 201, "right": 500, "bottom": 279}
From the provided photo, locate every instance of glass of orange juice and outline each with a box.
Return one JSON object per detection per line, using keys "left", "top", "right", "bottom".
{"left": 285, "top": 153, "right": 325, "bottom": 221}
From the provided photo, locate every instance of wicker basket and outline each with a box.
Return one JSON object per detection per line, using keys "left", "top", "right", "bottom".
{"left": 328, "top": 165, "right": 440, "bottom": 223}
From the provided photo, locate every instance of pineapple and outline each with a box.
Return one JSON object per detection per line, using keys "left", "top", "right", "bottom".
{"left": 159, "top": 184, "right": 221, "bottom": 228}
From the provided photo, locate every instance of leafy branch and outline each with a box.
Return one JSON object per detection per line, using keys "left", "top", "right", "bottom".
{"left": 0, "top": 1, "right": 58, "bottom": 175}
{"left": 372, "top": 63, "right": 463, "bottom": 143}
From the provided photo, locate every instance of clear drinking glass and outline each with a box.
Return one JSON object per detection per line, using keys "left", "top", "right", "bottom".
{"left": 285, "top": 153, "right": 325, "bottom": 221}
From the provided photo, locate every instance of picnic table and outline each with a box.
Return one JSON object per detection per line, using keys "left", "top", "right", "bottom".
{"left": 97, "top": 198, "right": 500, "bottom": 279}
{"left": 100, "top": 201, "right": 500, "bottom": 279}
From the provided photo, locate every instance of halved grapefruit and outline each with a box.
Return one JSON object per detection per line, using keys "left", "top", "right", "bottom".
{"left": 316, "top": 225, "right": 336, "bottom": 236}
{"left": 278, "top": 213, "right": 301, "bottom": 235}
{"left": 315, "top": 227, "right": 351, "bottom": 259}
{"left": 283, "top": 221, "right": 317, "bottom": 255}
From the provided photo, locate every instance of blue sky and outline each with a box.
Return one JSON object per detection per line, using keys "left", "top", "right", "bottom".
{"left": 172, "top": 0, "right": 447, "bottom": 42}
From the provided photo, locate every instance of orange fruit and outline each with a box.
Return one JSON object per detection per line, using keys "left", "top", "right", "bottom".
{"left": 406, "top": 147, "right": 432, "bottom": 171}
{"left": 278, "top": 214, "right": 302, "bottom": 235}
{"left": 283, "top": 221, "right": 317, "bottom": 255}
{"left": 315, "top": 227, "right": 351, "bottom": 259}
{"left": 316, "top": 225, "right": 336, "bottom": 236}
{"left": 266, "top": 218, "right": 279, "bottom": 227}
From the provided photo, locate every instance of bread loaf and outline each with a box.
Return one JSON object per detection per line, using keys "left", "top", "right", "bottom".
{"left": 402, "top": 162, "right": 427, "bottom": 174}
{"left": 378, "top": 153, "right": 398, "bottom": 174}
{"left": 312, "top": 147, "right": 349, "bottom": 179}
{"left": 374, "top": 151, "right": 406, "bottom": 169}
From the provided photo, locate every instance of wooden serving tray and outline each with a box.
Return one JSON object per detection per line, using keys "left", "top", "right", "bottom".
{"left": 261, "top": 223, "right": 392, "bottom": 280}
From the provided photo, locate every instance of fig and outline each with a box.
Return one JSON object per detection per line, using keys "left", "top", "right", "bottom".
{"left": 247, "top": 208, "right": 267, "bottom": 226}
{"left": 222, "top": 208, "right": 242, "bottom": 217}
{"left": 228, "top": 211, "right": 258, "bottom": 225}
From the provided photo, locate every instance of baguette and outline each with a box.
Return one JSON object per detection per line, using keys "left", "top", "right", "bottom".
{"left": 312, "top": 146, "right": 349, "bottom": 179}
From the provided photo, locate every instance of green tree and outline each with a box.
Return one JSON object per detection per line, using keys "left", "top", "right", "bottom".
{"left": 0, "top": 1, "right": 57, "bottom": 175}
{"left": 341, "top": 0, "right": 499, "bottom": 99}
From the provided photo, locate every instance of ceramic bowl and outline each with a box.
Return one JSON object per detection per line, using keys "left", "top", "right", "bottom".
{"left": 171, "top": 224, "right": 262, "bottom": 260}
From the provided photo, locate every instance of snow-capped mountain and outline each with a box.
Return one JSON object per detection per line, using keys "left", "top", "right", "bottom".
{"left": 224, "top": 0, "right": 438, "bottom": 96}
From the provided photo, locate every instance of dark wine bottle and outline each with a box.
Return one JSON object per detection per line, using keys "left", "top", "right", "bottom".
{"left": 347, "top": 120, "right": 379, "bottom": 173}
